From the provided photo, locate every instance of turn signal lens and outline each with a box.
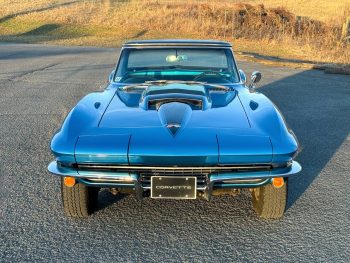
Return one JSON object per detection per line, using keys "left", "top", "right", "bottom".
{"left": 63, "top": 176, "right": 76, "bottom": 187}
{"left": 272, "top": 177, "right": 284, "bottom": 188}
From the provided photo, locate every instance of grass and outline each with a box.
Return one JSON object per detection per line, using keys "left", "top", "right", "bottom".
{"left": 0, "top": 0, "right": 349, "bottom": 65}
{"left": 244, "top": 0, "right": 350, "bottom": 22}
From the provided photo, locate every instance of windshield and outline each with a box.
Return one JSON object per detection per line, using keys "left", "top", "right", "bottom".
{"left": 114, "top": 48, "right": 239, "bottom": 84}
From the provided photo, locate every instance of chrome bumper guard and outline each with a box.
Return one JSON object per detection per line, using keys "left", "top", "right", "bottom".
{"left": 48, "top": 161, "right": 301, "bottom": 199}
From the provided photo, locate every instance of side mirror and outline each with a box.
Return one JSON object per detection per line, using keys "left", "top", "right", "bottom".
{"left": 248, "top": 71, "right": 262, "bottom": 91}
{"left": 108, "top": 70, "right": 115, "bottom": 83}
{"left": 238, "top": 69, "right": 246, "bottom": 83}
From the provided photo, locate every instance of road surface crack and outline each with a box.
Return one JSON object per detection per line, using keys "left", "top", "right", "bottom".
{"left": 10, "top": 63, "right": 59, "bottom": 81}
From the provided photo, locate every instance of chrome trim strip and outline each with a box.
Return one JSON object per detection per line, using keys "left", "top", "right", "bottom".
{"left": 76, "top": 164, "right": 272, "bottom": 171}
{"left": 48, "top": 161, "right": 137, "bottom": 181}
{"left": 213, "top": 178, "right": 271, "bottom": 189}
{"left": 123, "top": 43, "right": 232, "bottom": 47}
{"left": 48, "top": 161, "right": 78, "bottom": 176}
{"left": 79, "top": 179, "right": 135, "bottom": 188}
{"left": 221, "top": 178, "right": 267, "bottom": 183}
{"left": 209, "top": 161, "right": 301, "bottom": 182}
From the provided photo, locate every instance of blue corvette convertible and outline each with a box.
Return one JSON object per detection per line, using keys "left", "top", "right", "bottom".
{"left": 48, "top": 40, "right": 301, "bottom": 219}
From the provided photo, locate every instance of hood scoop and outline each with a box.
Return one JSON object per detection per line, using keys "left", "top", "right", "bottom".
{"left": 158, "top": 102, "right": 192, "bottom": 136}
{"left": 138, "top": 83, "right": 209, "bottom": 110}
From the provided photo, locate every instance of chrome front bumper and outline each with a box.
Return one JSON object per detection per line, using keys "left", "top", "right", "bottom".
{"left": 48, "top": 160, "right": 301, "bottom": 197}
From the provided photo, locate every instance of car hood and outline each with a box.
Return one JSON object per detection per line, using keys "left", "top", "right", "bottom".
{"left": 99, "top": 83, "right": 250, "bottom": 130}
{"left": 73, "top": 83, "right": 273, "bottom": 165}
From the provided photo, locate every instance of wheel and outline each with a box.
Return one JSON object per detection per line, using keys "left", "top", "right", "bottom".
{"left": 61, "top": 178, "right": 99, "bottom": 218}
{"left": 252, "top": 179, "right": 287, "bottom": 219}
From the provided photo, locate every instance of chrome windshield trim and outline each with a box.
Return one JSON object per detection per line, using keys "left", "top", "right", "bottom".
{"left": 123, "top": 43, "right": 232, "bottom": 48}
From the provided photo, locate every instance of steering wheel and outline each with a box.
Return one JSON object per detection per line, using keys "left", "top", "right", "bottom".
{"left": 193, "top": 71, "right": 225, "bottom": 82}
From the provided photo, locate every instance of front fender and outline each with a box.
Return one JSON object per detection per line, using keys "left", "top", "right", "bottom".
{"left": 238, "top": 89, "right": 299, "bottom": 163}
{"left": 50, "top": 89, "right": 116, "bottom": 162}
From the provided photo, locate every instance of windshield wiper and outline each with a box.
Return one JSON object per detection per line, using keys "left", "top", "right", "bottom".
{"left": 206, "top": 84, "right": 231, "bottom": 92}
{"left": 120, "top": 80, "right": 232, "bottom": 93}
{"left": 145, "top": 80, "right": 207, "bottom": 85}
{"left": 120, "top": 80, "right": 204, "bottom": 92}
{"left": 120, "top": 84, "right": 149, "bottom": 92}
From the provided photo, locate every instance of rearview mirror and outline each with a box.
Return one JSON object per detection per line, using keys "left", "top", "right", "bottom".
{"left": 108, "top": 70, "right": 115, "bottom": 83}
{"left": 166, "top": 54, "right": 188, "bottom": 63}
{"left": 248, "top": 71, "right": 262, "bottom": 91}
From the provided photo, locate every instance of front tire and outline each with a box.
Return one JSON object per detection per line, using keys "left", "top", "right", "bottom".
{"left": 252, "top": 179, "right": 287, "bottom": 219}
{"left": 61, "top": 178, "right": 99, "bottom": 218}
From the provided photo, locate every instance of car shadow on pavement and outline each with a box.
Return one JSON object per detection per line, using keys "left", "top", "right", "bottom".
{"left": 96, "top": 189, "right": 128, "bottom": 212}
{"left": 257, "top": 69, "right": 350, "bottom": 210}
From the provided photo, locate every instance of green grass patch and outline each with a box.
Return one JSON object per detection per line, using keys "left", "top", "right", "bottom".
{"left": 0, "top": 17, "right": 114, "bottom": 44}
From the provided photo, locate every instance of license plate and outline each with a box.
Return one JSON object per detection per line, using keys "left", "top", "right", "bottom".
{"left": 151, "top": 176, "right": 197, "bottom": 199}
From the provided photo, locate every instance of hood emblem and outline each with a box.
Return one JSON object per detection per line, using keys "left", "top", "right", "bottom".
{"left": 166, "top": 123, "right": 181, "bottom": 136}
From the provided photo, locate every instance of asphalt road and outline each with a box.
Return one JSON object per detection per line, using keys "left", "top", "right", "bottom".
{"left": 0, "top": 43, "right": 349, "bottom": 262}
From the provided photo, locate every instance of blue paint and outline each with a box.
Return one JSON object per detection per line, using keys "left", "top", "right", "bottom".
{"left": 48, "top": 40, "right": 301, "bottom": 191}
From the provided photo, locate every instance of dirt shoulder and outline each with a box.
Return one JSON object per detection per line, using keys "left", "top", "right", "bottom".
{"left": 237, "top": 52, "right": 350, "bottom": 75}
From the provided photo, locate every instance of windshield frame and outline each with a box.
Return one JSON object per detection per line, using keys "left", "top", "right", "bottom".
{"left": 113, "top": 46, "right": 241, "bottom": 85}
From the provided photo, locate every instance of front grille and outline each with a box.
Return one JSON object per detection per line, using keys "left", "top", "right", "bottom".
{"left": 77, "top": 164, "right": 272, "bottom": 175}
